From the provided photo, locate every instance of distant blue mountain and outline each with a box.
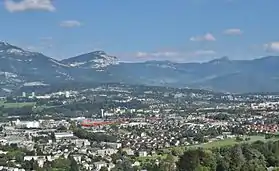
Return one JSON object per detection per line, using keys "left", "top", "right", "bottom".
{"left": 1, "top": 41, "right": 279, "bottom": 93}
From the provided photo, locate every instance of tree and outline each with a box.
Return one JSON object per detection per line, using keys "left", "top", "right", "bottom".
{"left": 100, "top": 166, "right": 109, "bottom": 171}
{"left": 133, "top": 165, "right": 141, "bottom": 171}
{"left": 69, "top": 156, "right": 79, "bottom": 171}
{"left": 176, "top": 140, "right": 279, "bottom": 171}
{"left": 178, "top": 148, "right": 217, "bottom": 171}
{"left": 57, "top": 125, "right": 68, "bottom": 131}
{"left": 172, "top": 147, "right": 184, "bottom": 156}
{"left": 199, "top": 149, "right": 217, "bottom": 170}
{"left": 22, "top": 159, "right": 36, "bottom": 170}
{"left": 216, "top": 158, "right": 230, "bottom": 171}
{"left": 195, "top": 165, "right": 210, "bottom": 171}
{"left": 111, "top": 153, "right": 121, "bottom": 164}
{"left": 229, "top": 145, "right": 246, "bottom": 171}
{"left": 160, "top": 154, "right": 176, "bottom": 171}
{"left": 52, "top": 157, "right": 71, "bottom": 170}
{"left": 50, "top": 132, "right": 56, "bottom": 142}
{"left": 177, "top": 149, "right": 201, "bottom": 171}
{"left": 112, "top": 157, "right": 134, "bottom": 171}
{"left": 141, "top": 160, "right": 162, "bottom": 171}
{"left": 15, "top": 151, "right": 24, "bottom": 163}
{"left": 110, "top": 124, "right": 119, "bottom": 132}
{"left": 236, "top": 136, "right": 244, "bottom": 142}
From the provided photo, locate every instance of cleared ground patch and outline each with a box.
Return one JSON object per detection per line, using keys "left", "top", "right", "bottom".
{"left": 0, "top": 101, "right": 36, "bottom": 108}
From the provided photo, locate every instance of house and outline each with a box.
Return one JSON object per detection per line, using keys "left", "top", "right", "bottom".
{"left": 97, "top": 148, "right": 117, "bottom": 156}
{"left": 73, "top": 139, "right": 90, "bottom": 147}
{"left": 138, "top": 151, "right": 148, "bottom": 157}
{"left": 123, "top": 148, "right": 134, "bottom": 156}
{"left": 55, "top": 132, "right": 74, "bottom": 140}
{"left": 100, "top": 142, "right": 122, "bottom": 149}
{"left": 94, "top": 161, "right": 107, "bottom": 171}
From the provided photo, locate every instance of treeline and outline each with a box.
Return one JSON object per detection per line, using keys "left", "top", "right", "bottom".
{"left": 22, "top": 156, "right": 79, "bottom": 171}
{"left": 42, "top": 100, "right": 148, "bottom": 117}
{"left": 73, "top": 128, "right": 117, "bottom": 143}
{"left": 177, "top": 140, "right": 279, "bottom": 171}
{"left": 0, "top": 105, "right": 33, "bottom": 117}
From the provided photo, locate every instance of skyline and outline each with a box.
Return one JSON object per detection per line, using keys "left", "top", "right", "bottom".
{"left": 1, "top": 0, "right": 279, "bottom": 62}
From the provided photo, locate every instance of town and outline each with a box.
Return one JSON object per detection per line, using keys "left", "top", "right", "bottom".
{"left": 0, "top": 84, "right": 279, "bottom": 170}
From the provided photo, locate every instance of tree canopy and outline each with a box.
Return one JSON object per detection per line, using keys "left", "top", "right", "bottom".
{"left": 176, "top": 140, "right": 279, "bottom": 171}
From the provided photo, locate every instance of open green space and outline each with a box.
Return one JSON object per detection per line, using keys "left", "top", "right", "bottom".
{"left": 193, "top": 135, "right": 266, "bottom": 149}
{"left": 137, "top": 135, "right": 279, "bottom": 162}
{"left": 0, "top": 101, "right": 36, "bottom": 108}
{"left": 137, "top": 154, "right": 168, "bottom": 162}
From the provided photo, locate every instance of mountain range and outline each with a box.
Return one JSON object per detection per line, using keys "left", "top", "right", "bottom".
{"left": 0, "top": 41, "right": 279, "bottom": 95}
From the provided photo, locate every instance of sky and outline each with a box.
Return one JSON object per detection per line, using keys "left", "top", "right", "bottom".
{"left": 1, "top": 0, "right": 279, "bottom": 62}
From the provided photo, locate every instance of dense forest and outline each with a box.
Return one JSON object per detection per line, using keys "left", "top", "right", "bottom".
{"left": 176, "top": 140, "right": 279, "bottom": 171}
{"left": 73, "top": 128, "right": 117, "bottom": 143}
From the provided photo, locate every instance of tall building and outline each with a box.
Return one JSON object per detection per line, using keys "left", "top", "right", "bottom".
{"left": 22, "top": 92, "right": 26, "bottom": 97}
{"left": 101, "top": 109, "right": 104, "bottom": 118}
{"left": 65, "top": 91, "right": 70, "bottom": 98}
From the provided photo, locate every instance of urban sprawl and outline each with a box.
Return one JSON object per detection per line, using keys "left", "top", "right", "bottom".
{"left": 0, "top": 84, "right": 279, "bottom": 171}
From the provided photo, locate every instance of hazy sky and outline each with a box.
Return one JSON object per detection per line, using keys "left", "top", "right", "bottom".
{"left": 1, "top": 0, "right": 279, "bottom": 62}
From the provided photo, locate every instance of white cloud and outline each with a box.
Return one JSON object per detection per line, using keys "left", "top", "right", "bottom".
{"left": 5, "top": 0, "right": 55, "bottom": 12}
{"left": 264, "top": 42, "right": 279, "bottom": 52}
{"left": 190, "top": 33, "right": 216, "bottom": 42}
{"left": 60, "top": 20, "right": 82, "bottom": 28}
{"left": 224, "top": 28, "right": 243, "bottom": 35}
{"left": 193, "top": 50, "right": 216, "bottom": 56}
{"left": 136, "top": 52, "right": 148, "bottom": 57}
{"left": 136, "top": 51, "right": 178, "bottom": 58}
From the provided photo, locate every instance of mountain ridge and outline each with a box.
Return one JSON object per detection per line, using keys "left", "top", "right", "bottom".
{"left": 0, "top": 41, "right": 278, "bottom": 94}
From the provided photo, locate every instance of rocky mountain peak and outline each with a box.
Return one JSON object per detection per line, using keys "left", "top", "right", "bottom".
{"left": 0, "top": 41, "right": 32, "bottom": 57}
{"left": 0, "top": 41, "right": 10, "bottom": 46}
{"left": 91, "top": 50, "right": 106, "bottom": 55}
{"left": 1, "top": 41, "right": 279, "bottom": 94}
{"left": 61, "top": 50, "right": 119, "bottom": 69}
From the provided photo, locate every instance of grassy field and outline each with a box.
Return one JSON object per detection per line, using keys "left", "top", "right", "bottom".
{"left": 192, "top": 136, "right": 267, "bottom": 149}
{"left": 0, "top": 101, "right": 36, "bottom": 108}
{"left": 137, "top": 135, "right": 278, "bottom": 162}
{"left": 137, "top": 154, "right": 168, "bottom": 162}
